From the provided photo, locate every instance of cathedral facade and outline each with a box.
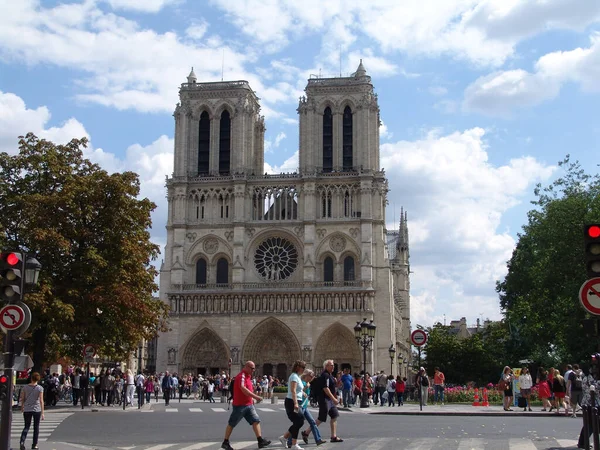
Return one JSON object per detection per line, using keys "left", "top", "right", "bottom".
{"left": 156, "top": 61, "right": 411, "bottom": 379}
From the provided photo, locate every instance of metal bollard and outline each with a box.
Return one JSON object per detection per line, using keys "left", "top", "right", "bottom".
{"left": 220, "top": 395, "right": 227, "bottom": 403}
{"left": 593, "top": 406, "right": 600, "bottom": 450}
{"left": 583, "top": 405, "right": 591, "bottom": 450}
{"left": 271, "top": 395, "right": 278, "bottom": 404}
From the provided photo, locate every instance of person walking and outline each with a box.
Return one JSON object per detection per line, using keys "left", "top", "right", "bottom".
{"left": 125, "top": 369, "right": 135, "bottom": 406}
{"left": 19, "top": 371, "right": 44, "bottom": 450}
{"left": 340, "top": 368, "right": 353, "bottom": 408}
{"left": 288, "top": 369, "right": 325, "bottom": 448}
{"left": 162, "top": 370, "right": 173, "bottom": 406}
{"left": 278, "top": 360, "right": 307, "bottom": 450}
{"left": 416, "top": 367, "right": 429, "bottom": 406}
{"left": 386, "top": 376, "right": 396, "bottom": 407}
{"left": 395, "top": 376, "right": 406, "bottom": 406}
{"left": 314, "top": 359, "right": 343, "bottom": 443}
{"left": 221, "top": 360, "right": 271, "bottom": 450}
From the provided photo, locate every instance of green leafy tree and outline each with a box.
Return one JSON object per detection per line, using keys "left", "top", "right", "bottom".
{"left": 0, "top": 133, "right": 169, "bottom": 370}
{"left": 497, "top": 156, "right": 600, "bottom": 366}
{"left": 421, "top": 323, "right": 462, "bottom": 382}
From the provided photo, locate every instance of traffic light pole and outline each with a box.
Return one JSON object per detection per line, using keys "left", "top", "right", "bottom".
{"left": 0, "top": 329, "right": 15, "bottom": 450}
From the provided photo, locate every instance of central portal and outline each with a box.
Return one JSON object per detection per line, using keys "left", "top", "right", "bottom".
{"left": 242, "top": 317, "right": 302, "bottom": 379}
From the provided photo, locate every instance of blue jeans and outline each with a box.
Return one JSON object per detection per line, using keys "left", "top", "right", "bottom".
{"left": 342, "top": 388, "right": 351, "bottom": 407}
{"left": 434, "top": 385, "right": 444, "bottom": 403}
{"left": 289, "top": 406, "right": 322, "bottom": 446}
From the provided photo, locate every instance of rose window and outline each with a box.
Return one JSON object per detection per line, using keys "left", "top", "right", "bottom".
{"left": 254, "top": 237, "right": 299, "bottom": 281}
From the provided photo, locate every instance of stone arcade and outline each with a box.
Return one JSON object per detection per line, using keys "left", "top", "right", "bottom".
{"left": 156, "top": 61, "right": 411, "bottom": 379}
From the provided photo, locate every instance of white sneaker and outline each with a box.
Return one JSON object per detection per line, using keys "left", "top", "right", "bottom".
{"left": 290, "top": 445, "right": 304, "bottom": 450}
{"left": 279, "top": 436, "right": 289, "bottom": 448}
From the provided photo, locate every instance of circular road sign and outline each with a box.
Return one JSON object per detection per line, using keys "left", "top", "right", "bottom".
{"left": 411, "top": 329, "right": 428, "bottom": 347}
{"left": 82, "top": 344, "right": 97, "bottom": 359}
{"left": 579, "top": 277, "right": 600, "bottom": 315}
{"left": 0, "top": 304, "right": 25, "bottom": 331}
{"left": 12, "top": 301, "right": 31, "bottom": 337}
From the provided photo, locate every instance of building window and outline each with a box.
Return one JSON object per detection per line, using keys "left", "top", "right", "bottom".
{"left": 324, "top": 257, "right": 334, "bottom": 282}
{"left": 196, "top": 258, "right": 207, "bottom": 284}
{"left": 343, "top": 256, "right": 355, "bottom": 282}
{"left": 343, "top": 106, "right": 353, "bottom": 170}
{"left": 321, "top": 195, "right": 332, "bottom": 218}
{"left": 254, "top": 236, "right": 299, "bottom": 281}
{"left": 219, "top": 110, "right": 231, "bottom": 175}
{"left": 323, "top": 107, "right": 333, "bottom": 172}
{"left": 216, "top": 258, "right": 229, "bottom": 284}
{"left": 198, "top": 111, "right": 210, "bottom": 175}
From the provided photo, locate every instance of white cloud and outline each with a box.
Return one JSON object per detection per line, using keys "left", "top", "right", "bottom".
{"left": 0, "top": 91, "right": 88, "bottom": 154}
{"left": 185, "top": 20, "right": 209, "bottom": 40}
{"left": 211, "top": 0, "right": 600, "bottom": 67}
{"left": 379, "top": 121, "right": 392, "bottom": 141}
{"left": 265, "top": 151, "right": 299, "bottom": 174}
{"left": 429, "top": 86, "right": 448, "bottom": 96}
{"left": 0, "top": 1, "right": 250, "bottom": 113}
{"left": 464, "top": 33, "right": 600, "bottom": 115}
{"left": 103, "top": 0, "right": 179, "bottom": 13}
{"left": 381, "top": 127, "right": 556, "bottom": 324}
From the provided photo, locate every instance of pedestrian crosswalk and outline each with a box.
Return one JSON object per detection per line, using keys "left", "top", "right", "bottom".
{"left": 110, "top": 437, "right": 580, "bottom": 450}
{"left": 10, "top": 412, "right": 72, "bottom": 443}
{"left": 146, "top": 406, "right": 351, "bottom": 414}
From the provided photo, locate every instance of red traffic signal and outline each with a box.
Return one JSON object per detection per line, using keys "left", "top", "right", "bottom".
{"left": 584, "top": 224, "right": 600, "bottom": 278}
{"left": 0, "top": 374, "right": 8, "bottom": 400}
{"left": 0, "top": 252, "right": 22, "bottom": 302}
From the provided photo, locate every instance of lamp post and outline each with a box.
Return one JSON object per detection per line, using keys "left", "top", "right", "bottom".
{"left": 388, "top": 344, "right": 395, "bottom": 377}
{"left": 354, "top": 318, "right": 376, "bottom": 408}
{"left": 0, "top": 254, "right": 41, "bottom": 450}
{"left": 397, "top": 355, "right": 404, "bottom": 378}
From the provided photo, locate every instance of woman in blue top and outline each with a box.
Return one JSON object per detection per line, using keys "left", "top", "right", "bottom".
{"left": 279, "top": 360, "right": 307, "bottom": 450}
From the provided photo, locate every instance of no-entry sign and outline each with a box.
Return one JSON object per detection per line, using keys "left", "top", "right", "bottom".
{"left": 82, "top": 344, "right": 97, "bottom": 360}
{"left": 579, "top": 277, "right": 600, "bottom": 315}
{"left": 0, "top": 304, "right": 25, "bottom": 330}
{"left": 411, "top": 329, "right": 428, "bottom": 347}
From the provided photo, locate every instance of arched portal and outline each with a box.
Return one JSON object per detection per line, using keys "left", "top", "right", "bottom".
{"left": 242, "top": 317, "right": 302, "bottom": 380}
{"left": 181, "top": 327, "right": 229, "bottom": 375}
{"left": 313, "top": 322, "right": 361, "bottom": 375}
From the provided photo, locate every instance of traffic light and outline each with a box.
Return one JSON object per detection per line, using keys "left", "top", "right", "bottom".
{"left": 0, "top": 374, "right": 8, "bottom": 401}
{"left": 585, "top": 224, "right": 600, "bottom": 278}
{"left": 0, "top": 252, "right": 23, "bottom": 303}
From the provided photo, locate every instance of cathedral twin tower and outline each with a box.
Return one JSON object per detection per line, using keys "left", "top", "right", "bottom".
{"left": 157, "top": 61, "right": 411, "bottom": 379}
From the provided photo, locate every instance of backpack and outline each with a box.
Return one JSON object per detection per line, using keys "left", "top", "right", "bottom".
{"left": 391, "top": 380, "right": 396, "bottom": 390}
{"left": 573, "top": 371, "right": 583, "bottom": 390}
{"left": 422, "top": 375, "right": 429, "bottom": 387}
{"left": 310, "top": 375, "right": 325, "bottom": 401}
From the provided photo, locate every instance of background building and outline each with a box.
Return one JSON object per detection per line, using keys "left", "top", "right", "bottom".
{"left": 156, "top": 61, "right": 411, "bottom": 378}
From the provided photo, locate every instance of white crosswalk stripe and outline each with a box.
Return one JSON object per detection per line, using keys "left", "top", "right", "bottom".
{"left": 112, "top": 437, "right": 581, "bottom": 449}
{"left": 10, "top": 412, "right": 72, "bottom": 442}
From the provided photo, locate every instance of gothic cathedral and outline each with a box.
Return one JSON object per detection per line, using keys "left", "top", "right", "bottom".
{"left": 156, "top": 61, "right": 411, "bottom": 379}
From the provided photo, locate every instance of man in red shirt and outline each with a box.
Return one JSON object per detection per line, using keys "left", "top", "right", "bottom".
{"left": 221, "top": 361, "right": 271, "bottom": 450}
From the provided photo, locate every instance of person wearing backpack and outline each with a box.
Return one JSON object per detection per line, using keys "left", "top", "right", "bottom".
{"left": 416, "top": 367, "right": 430, "bottom": 406}
{"left": 386, "top": 376, "right": 396, "bottom": 406}
{"left": 568, "top": 364, "right": 584, "bottom": 417}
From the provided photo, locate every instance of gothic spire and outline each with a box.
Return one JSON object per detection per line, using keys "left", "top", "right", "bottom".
{"left": 354, "top": 59, "right": 367, "bottom": 78}
{"left": 397, "top": 207, "right": 409, "bottom": 254}
{"left": 187, "top": 67, "right": 197, "bottom": 83}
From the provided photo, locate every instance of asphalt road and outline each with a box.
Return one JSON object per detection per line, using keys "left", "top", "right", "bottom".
{"left": 15, "top": 401, "right": 584, "bottom": 450}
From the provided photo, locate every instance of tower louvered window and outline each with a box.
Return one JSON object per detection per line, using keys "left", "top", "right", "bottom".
{"left": 324, "top": 257, "right": 334, "bottom": 282}
{"left": 343, "top": 106, "right": 353, "bottom": 170}
{"left": 216, "top": 258, "right": 229, "bottom": 284}
{"left": 344, "top": 256, "right": 355, "bottom": 282}
{"left": 219, "top": 110, "right": 231, "bottom": 175}
{"left": 198, "top": 111, "right": 210, "bottom": 175}
{"left": 196, "top": 258, "right": 207, "bottom": 284}
{"left": 323, "top": 107, "right": 333, "bottom": 172}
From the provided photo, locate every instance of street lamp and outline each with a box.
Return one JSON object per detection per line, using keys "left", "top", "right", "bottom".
{"left": 397, "top": 355, "right": 404, "bottom": 378}
{"left": 25, "top": 256, "right": 41, "bottom": 285}
{"left": 388, "top": 344, "right": 395, "bottom": 376}
{"left": 354, "top": 318, "right": 376, "bottom": 408}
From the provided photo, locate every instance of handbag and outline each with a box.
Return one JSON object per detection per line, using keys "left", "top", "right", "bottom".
{"left": 498, "top": 379, "right": 507, "bottom": 390}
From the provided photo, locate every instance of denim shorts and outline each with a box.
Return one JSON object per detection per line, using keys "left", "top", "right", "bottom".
{"left": 228, "top": 405, "right": 261, "bottom": 427}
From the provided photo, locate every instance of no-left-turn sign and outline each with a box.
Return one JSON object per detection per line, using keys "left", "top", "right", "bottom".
{"left": 579, "top": 278, "right": 600, "bottom": 315}
{"left": 0, "top": 304, "right": 25, "bottom": 331}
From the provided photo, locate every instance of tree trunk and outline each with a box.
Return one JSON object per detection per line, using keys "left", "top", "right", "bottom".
{"left": 32, "top": 324, "right": 47, "bottom": 373}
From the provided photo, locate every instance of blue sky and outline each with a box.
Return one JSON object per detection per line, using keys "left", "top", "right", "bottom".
{"left": 1, "top": 0, "right": 598, "bottom": 328}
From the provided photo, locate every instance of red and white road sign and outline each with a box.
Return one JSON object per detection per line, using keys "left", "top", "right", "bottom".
{"left": 579, "top": 278, "right": 600, "bottom": 315}
{"left": 0, "top": 304, "right": 25, "bottom": 330}
{"left": 411, "top": 329, "right": 428, "bottom": 346}
{"left": 82, "top": 344, "right": 97, "bottom": 359}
